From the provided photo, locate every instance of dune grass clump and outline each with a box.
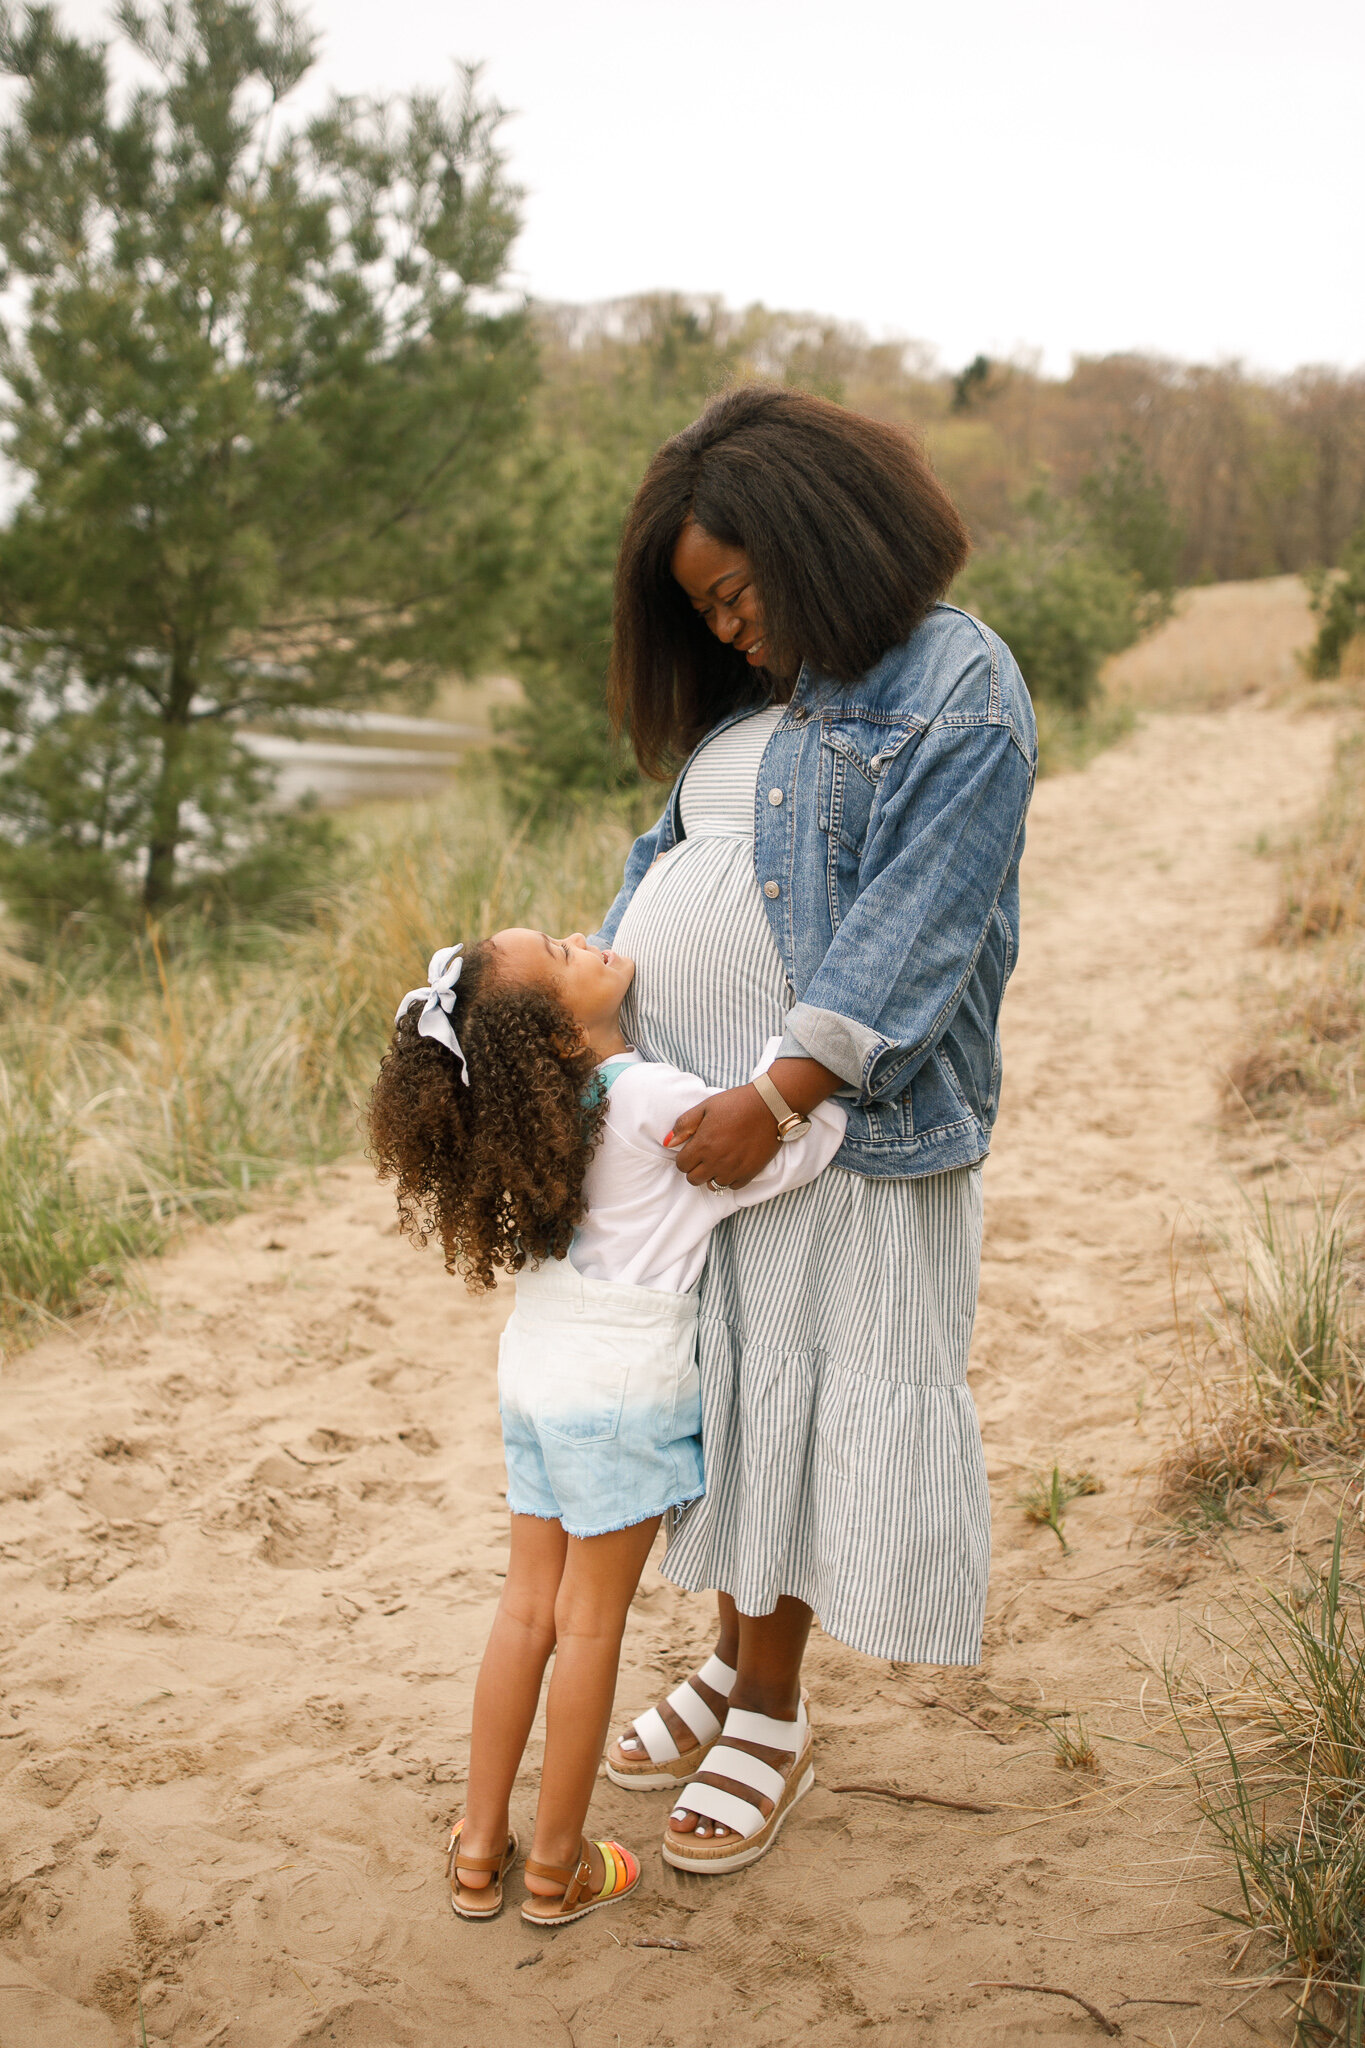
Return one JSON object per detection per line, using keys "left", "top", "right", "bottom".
{"left": 1229, "top": 729, "right": 1365, "bottom": 1132}
{"left": 0, "top": 786, "right": 634, "bottom": 1348}
{"left": 1156, "top": 1192, "right": 1363, "bottom": 1536}
{"left": 1171, "top": 1523, "right": 1365, "bottom": 2046}
{"left": 1016, "top": 1465, "right": 1103, "bottom": 1553}
{"left": 1274, "top": 732, "right": 1365, "bottom": 945}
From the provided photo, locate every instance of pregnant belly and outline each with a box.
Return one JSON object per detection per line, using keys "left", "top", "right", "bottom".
{"left": 615, "top": 838, "right": 789, "bottom": 1089}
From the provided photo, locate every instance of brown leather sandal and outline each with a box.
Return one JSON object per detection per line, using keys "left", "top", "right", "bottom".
{"left": 446, "top": 1819, "right": 519, "bottom": 1920}
{"left": 521, "top": 1836, "right": 641, "bottom": 1927}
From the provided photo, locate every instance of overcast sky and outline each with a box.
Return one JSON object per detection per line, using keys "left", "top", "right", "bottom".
{"left": 55, "top": 0, "right": 1365, "bottom": 376}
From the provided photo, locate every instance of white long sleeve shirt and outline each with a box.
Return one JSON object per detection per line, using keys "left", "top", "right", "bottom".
{"left": 569, "top": 1040, "right": 846, "bottom": 1295}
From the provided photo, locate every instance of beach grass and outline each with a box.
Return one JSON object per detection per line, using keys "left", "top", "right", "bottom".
{"left": 0, "top": 784, "right": 634, "bottom": 1350}
{"left": 1155, "top": 1190, "right": 1363, "bottom": 1537}
{"left": 1171, "top": 1522, "right": 1365, "bottom": 2046}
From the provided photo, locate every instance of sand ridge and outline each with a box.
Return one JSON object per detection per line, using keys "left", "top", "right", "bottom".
{"left": 0, "top": 702, "right": 1339, "bottom": 2046}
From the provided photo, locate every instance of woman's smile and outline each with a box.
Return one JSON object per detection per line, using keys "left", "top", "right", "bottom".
{"left": 671, "top": 520, "right": 774, "bottom": 671}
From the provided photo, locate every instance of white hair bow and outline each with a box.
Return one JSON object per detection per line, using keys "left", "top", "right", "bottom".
{"left": 395, "top": 942, "right": 469, "bottom": 1085}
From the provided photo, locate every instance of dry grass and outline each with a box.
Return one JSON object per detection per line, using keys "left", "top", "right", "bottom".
{"left": 1275, "top": 731, "right": 1365, "bottom": 944}
{"left": 1103, "top": 574, "right": 1315, "bottom": 713}
{"left": 1228, "top": 729, "right": 1365, "bottom": 1133}
{"left": 1170, "top": 1523, "right": 1365, "bottom": 2045}
{"left": 0, "top": 784, "right": 634, "bottom": 1349}
{"left": 1155, "top": 1192, "right": 1364, "bottom": 1537}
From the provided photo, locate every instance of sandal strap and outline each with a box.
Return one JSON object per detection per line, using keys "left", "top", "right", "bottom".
{"left": 524, "top": 1852, "right": 582, "bottom": 1886}
{"left": 681, "top": 1780, "right": 766, "bottom": 1838}
{"left": 722, "top": 1703, "right": 807, "bottom": 1751}
{"left": 450, "top": 1848, "right": 505, "bottom": 1872}
{"left": 631, "top": 1706, "right": 680, "bottom": 1763}
{"left": 632, "top": 1655, "right": 737, "bottom": 1763}
{"left": 700, "top": 1743, "right": 788, "bottom": 1805}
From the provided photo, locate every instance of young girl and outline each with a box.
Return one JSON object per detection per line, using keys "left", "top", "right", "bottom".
{"left": 367, "top": 927, "right": 845, "bottom": 1927}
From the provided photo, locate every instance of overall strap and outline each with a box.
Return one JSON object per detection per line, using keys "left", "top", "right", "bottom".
{"left": 596, "top": 1054, "right": 638, "bottom": 1093}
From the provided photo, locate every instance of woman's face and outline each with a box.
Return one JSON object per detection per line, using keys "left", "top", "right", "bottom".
{"left": 671, "top": 520, "right": 772, "bottom": 670}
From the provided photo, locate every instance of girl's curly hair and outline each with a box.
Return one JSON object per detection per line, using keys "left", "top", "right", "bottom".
{"left": 367, "top": 941, "right": 608, "bottom": 1292}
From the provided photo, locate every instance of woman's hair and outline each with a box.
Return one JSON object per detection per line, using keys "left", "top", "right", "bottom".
{"left": 367, "top": 941, "right": 608, "bottom": 1293}
{"left": 610, "top": 384, "right": 970, "bottom": 777}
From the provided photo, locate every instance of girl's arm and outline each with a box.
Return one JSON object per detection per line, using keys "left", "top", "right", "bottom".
{"left": 667, "top": 1055, "right": 842, "bottom": 1189}
{"left": 613, "top": 1055, "right": 844, "bottom": 1202}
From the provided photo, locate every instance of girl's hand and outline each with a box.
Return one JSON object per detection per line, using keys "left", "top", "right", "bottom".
{"left": 668, "top": 1087, "right": 779, "bottom": 1189}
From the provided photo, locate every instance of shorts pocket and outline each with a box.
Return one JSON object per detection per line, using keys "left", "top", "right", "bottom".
{"left": 536, "top": 1354, "right": 629, "bottom": 1446}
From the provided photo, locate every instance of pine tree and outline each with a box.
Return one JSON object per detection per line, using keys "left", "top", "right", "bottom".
{"left": 0, "top": 1, "right": 534, "bottom": 920}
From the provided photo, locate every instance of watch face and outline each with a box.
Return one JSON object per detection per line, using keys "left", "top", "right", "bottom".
{"left": 778, "top": 1118, "right": 813, "bottom": 1143}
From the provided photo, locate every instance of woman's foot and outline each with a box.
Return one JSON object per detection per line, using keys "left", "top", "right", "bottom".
{"left": 605, "top": 1652, "right": 736, "bottom": 1788}
{"left": 663, "top": 1703, "right": 814, "bottom": 1870}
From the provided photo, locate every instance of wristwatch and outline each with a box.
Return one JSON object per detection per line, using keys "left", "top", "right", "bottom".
{"left": 751, "top": 1070, "right": 813, "bottom": 1143}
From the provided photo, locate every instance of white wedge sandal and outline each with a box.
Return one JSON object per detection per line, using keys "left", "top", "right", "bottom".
{"left": 661, "top": 1701, "right": 815, "bottom": 1874}
{"left": 605, "top": 1654, "right": 737, "bottom": 1790}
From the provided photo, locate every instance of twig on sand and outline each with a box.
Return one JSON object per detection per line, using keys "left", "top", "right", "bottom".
{"left": 632, "top": 1935, "right": 693, "bottom": 1950}
{"left": 533, "top": 1994, "right": 577, "bottom": 2047}
{"left": 917, "top": 1692, "right": 1011, "bottom": 1744}
{"left": 971, "top": 1981, "right": 1121, "bottom": 2037}
{"left": 832, "top": 1782, "right": 996, "bottom": 1814}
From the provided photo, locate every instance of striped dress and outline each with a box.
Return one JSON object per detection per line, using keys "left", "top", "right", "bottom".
{"left": 615, "top": 707, "right": 990, "bottom": 1664}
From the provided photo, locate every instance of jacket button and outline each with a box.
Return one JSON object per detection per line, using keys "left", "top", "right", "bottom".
{"left": 768, "top": 787, "right": 784, "bottom": 806}
{"left": 763, "top": 880, "right": 780, "bottom": 899}
{"left": 790, "top": 706, "right": 808, "bottom": 723}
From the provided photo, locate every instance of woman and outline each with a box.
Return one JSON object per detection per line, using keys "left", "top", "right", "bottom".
{"left": 589, "top": 385, "right": 1036, "bottom": 1876}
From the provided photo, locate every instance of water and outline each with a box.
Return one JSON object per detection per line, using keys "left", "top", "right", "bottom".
{"left": 238, "top": 710, "right": 486, "bottom": 808}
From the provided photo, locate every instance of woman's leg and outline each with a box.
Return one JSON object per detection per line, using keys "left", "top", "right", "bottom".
{"left": 613, "top": 1589, "right": 741, "bottom": 1762}
{"left": 668, "top": 1593, "right": 815, "bottom": 1840}
{"left": 457, "top": 1513, "right": 566, "bottom": 1887}
{"left": 525, "top": 1516, "right": 662, "bottom": 1897}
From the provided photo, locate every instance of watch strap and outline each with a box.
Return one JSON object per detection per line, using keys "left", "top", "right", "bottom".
{"left": 752, "top": 1069, "right": 802, "bottom": 1133}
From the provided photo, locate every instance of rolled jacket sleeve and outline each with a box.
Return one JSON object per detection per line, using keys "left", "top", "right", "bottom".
{"left": 780, "top": 716, "right": 1033, "bottom": 1102}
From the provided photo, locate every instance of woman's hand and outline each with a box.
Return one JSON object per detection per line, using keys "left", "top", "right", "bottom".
{"left": 667, "top": 1055, "right": 844, "bottom": 1189}
{"left": 668, "top": 1086, "right": 779, "bottom": 1188}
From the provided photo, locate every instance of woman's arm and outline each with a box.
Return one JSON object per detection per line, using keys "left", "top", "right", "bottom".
{"left": 668, "top": 1054, "right": 842, "bottom": 1188}
{"left": 670, "top": 713, "right": 1033, "bottom": 1186}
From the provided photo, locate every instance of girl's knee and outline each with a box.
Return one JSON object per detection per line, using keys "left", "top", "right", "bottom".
{"left": 499, "top": 1588, "right": 559, "bottom": 1651}
{"left": 552, "top": 1584, "right": 631, "bottom": 1646}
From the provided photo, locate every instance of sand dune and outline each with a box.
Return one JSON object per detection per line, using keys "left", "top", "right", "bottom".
{"left": 0, "top": 702, "right": 1338, "bottom": 2046}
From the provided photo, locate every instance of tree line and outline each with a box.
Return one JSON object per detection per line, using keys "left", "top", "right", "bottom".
{"left": 0, "top": 1, "right": 1361, "bottom": 937}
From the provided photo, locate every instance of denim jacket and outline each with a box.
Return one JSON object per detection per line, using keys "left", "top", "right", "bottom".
{"left": 591, "top": 605, "right": 1037, "bottom": 1178}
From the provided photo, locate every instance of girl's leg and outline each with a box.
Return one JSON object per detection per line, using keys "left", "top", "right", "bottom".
{"left": 525, "top": 1516, "right": 662, "bottom": 1896}
{"left": 669, "top": 1594, "right": 814, "bottom": 1840}
{"left": 458, "top": 1513, "right": 567, "bottom": 1888}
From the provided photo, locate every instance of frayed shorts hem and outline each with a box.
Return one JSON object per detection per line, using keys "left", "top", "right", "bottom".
{"left": 507, "top": 1488, "right": 705, "bottom": 1542}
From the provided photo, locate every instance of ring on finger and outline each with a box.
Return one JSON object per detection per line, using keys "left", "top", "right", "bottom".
{"left": 707, "top": 1177, "right": 729, "bottom": 1193}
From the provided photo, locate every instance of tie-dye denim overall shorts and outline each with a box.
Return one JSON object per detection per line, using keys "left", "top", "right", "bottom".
{"left": 496, "top": 1258, "right": 705, "bottom": 1539}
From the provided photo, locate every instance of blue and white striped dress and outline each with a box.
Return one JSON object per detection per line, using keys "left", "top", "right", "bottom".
{"left": 615, "top": 706, "right": 990, "bottom": 1664}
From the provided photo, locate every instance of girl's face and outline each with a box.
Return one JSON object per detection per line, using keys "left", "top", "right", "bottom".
{"left": 671, "top": 520, "right": 770, "bottom": 669}
{"left": 488, "top": 929, "right": 634, "bottom": 1035}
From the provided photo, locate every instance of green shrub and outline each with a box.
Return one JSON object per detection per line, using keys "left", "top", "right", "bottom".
{"left": 955, "top": 487, "right": 1149, "bottom": 710}
{"left": 1307, "top": 520, "right": 1365, "bottom": 679}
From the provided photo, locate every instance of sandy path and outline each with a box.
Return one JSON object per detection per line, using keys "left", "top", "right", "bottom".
{"left": 0, "top": 705, "right": 1336, "bottom": 2048}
